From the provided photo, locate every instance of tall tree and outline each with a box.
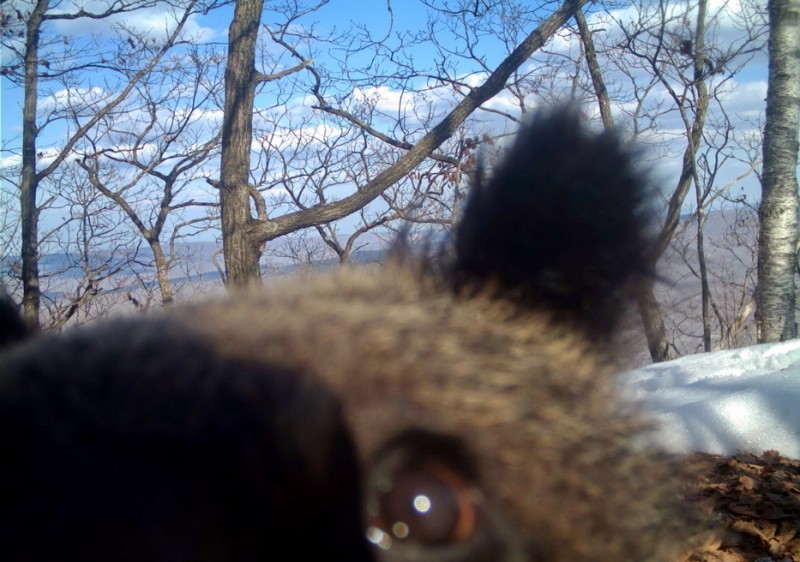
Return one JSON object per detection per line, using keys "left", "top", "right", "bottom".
{"left": 2, "top": 0, "right": 212, "bottom": 327}
{"left": 219, "top": 0, "right": 317, "bottom": 287}
{"left": 76, "top": 43, "right": 224, "bottom": 307}
{"left": 218, "top": 0, "right": 589, "bottom": 288}
{"left": 757, "top": 0, "right": 800, "bottom": 342}
{"left": 605, "top": 0, "right": 766, "bottom": 360}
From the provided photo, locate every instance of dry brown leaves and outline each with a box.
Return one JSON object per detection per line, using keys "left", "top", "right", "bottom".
{"left": 682, "top": 451, "right": 800, "bottom": 562}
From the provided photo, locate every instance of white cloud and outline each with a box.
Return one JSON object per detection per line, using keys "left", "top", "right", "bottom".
{"left": 717, "top": 79, "right": 767, "bottom": 118}
{"left": 1, "top": 154, "right": 22, "bottom": 170}
{"left": 32, "top": 146, "right": 64, "bottom": 171}
{"left": 482, "top": 90, "right": 522, "bottom": 114}
{"left": 254, "top": 122, "right": 346, "bottom": 152}
{"left": 38, "top": 86, "right": 108, "bottom": 114}
{"left": 352, "top": 85, "right": 416, "bottom": 116}
{"left": 47, "top": 3, "right": 218, "bottom": 44}
{"left": 547, "top": 24, "right": 581, "bottom": 55}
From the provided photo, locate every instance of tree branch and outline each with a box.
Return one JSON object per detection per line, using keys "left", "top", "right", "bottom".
{"left": 249, "top": 0, "right": 589, "bottom": 242}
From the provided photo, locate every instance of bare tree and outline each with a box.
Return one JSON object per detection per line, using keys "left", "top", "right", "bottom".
{"left": 757, "top": 0, "right": 800, "bottom": 342}
{"left": 603, "top": 0, "right": 767, "bottom": 360}
{"left": 75, "top": 43, "right": 224, "bottom": 306}
{"left": 42, "top": 167, "right": 140, "bottom": 329}
{"left": 218, "top": 0, "right": 590, "bottom": 288}
{"left": 258, "top": 102, "right": 480, "bottom": 265}
{"left": 219, "top": 0, "right": 302, "bottom": 286}
{"left": 1, "top": 0, "right": 220, "bottom": 328}
{"left": 2, "top": 0, "right": 771, "bottom": 352}
{"left": 711, "top": 203, "right": 759, "bottom": 349}
{"left": 18, "top": 160, "right": 143, "bottom": 329}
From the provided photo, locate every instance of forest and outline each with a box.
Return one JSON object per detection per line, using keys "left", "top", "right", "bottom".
{"left": 1, "top": 0, "right": 798, "bottom": 363}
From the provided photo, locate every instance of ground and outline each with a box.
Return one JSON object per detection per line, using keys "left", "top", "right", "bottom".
{"left": 683, "top": 451, "right": 800, "bottom": 561}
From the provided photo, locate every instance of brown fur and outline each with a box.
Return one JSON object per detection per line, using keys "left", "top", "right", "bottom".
{"left": 160, "top": 263, "right": 691, "bottom": 561}
{"left": 0, "top": 107, "right": 697, "bottom": 561}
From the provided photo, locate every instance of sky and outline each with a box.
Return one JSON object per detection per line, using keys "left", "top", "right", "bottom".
{"left": 0, "top": 0, "right": 772, "bottom": 247}
{"left": 1, "top": 0, "right": 769, "bottom": 153}
{"left": 0, "top": 0, "right": 424, "bottom": 137}
{"left": 624, "top": 340, "right": 800, "bottom": 458}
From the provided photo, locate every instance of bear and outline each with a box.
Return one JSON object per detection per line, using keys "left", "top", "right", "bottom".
{"left": 0, "top": 107, "right": 693, "bottom": 562}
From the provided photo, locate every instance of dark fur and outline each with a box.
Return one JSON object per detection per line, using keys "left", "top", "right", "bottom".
{"left": 0, "top": 108, "right": 692, "bottom": 562}
{"left": 0, "top": 318, "right": 369, "bottom": 561}
{"left": 454, "top": 108, "right": 653, "bottom": 340}
{"left": 0, "top": 289, "right": 29, "bottom": 349}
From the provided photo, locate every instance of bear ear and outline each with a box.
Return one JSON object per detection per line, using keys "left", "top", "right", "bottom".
{"left": 451, "top": 106, "right": 654, "bottom": 341}
{"left": 0, "top": 289, "right": 30, "bottom": 350}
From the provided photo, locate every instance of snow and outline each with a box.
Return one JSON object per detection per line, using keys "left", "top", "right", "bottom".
{"left": 622, "top": 340, "right": 800, "bottom": 458}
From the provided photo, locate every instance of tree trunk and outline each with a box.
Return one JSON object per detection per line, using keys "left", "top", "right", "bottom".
{"left": 696, "top": 210, "right": 712, "bottom": 351}
{"left": 578, "top": 6, "right": 674, "bottom": 362}
{"left": 579, "top": 9, "right": 667, "bottom": 361}
{"left": 757, "top": 0, "right": 800, "bottom": 342}
{"left": 219, "top": 0, "right": 265, "bottom": 289}
{"left": 574, "top": 10, "right": 614, "bottom": 130}
{"left": 635, "top": 278, "right": 671, "bottom": 362}
{"left": 150, "top": 241, "right": 175, "bottom": 306}
{"left": 638, "top": 0, "right": 710, "bottom": 362}
{"left": 17, "top": 0, "right": 195, "bottom": 325}
{"left": 220, "top": 0, "right": 588, "bottom": 287}
{"left": 19, "top": 0, "right": 48, "bottom": 329}
{"left": 693, "top": 0, "right": 713, "bottom": 352}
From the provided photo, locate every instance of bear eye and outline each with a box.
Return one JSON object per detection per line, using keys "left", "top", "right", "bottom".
{"left": 366, "top": 462, "right": 480, "bottom": 549}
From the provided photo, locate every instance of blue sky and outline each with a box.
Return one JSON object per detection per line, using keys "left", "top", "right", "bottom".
{"left": 1, "top": 0, "right": 769, "bottom": 159}
{"left": 0, "top": 0, "right": 772, "bottom": 248}
{"left": 1, "top": 1, "right": 441, "bottom": 157}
